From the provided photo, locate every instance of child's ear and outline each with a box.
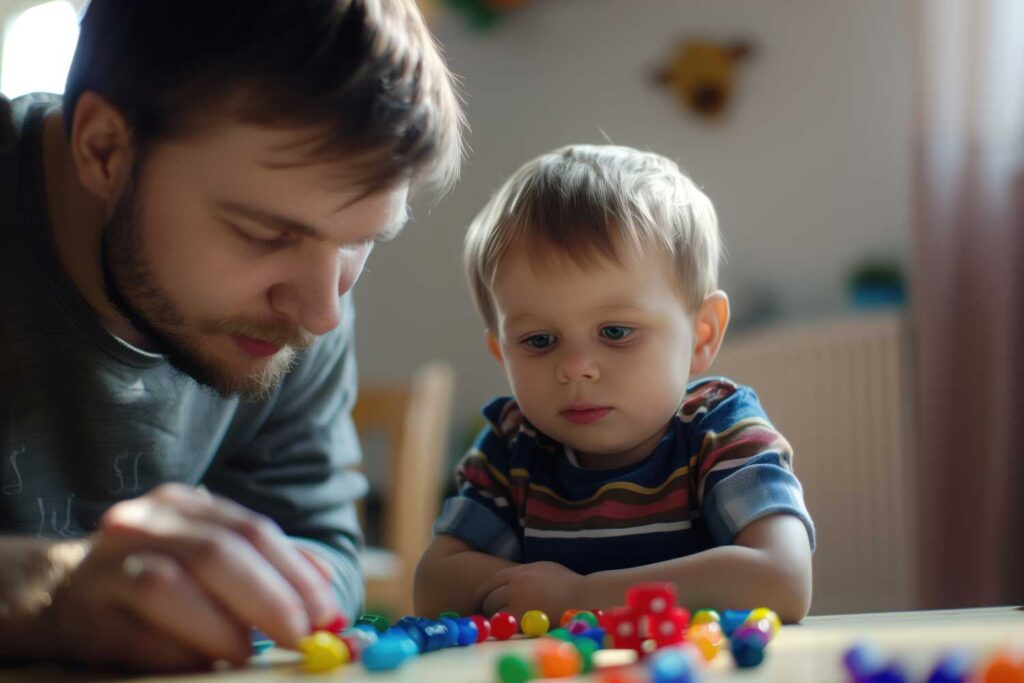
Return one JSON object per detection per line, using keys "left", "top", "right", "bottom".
{"left": 690, "top": 291, "right": 730, "bottom": 376}
{"left": 485, "top": 331, "right": 505, "bottom": 366}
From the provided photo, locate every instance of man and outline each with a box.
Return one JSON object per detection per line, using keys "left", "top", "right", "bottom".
{"left": 0, "top": 0, "right": 463, "bottom": 671}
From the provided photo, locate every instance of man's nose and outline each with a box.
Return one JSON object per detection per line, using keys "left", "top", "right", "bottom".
{"left": 269, "top": 250, "right": 358, "bottom": 336}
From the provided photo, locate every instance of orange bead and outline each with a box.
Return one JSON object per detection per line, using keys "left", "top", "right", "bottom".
{"left": 535, "top": 640, "right": 582, "bottom": 677}
{"left": 596, "top": 667, "right": 648, "bottom": 683}
{"left": 686, "top": 622, "right": 724, "bottom": 661}
{"left": 560, "top": 609, "right": 582, "bottom": 627}
{"left": 980, "top": 651, "right": 1024, "bottom": 683}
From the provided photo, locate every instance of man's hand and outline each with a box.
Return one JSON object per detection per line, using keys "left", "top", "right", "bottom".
{"left": 15, "top": 484, "right": 341, "bottom": 672}
{"left": 474, "top": 561, "right": 585, "bottom": 621}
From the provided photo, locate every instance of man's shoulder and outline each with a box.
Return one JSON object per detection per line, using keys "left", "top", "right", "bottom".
{"left": 0, "top": 93, "right": 60, "bottom": 152}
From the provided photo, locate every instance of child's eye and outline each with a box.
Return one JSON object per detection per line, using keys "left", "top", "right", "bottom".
{"left": 522, "top": 334, "right": 557, "bottom": 350}
{"left": 600, "top": 325, "right": 635, "bottom": 341}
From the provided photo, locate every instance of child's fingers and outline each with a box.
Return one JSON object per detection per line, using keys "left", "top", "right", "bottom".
{"left": 471, "top": 567, "right": 511, "bottom": 610}
{"left": 481, "top": 584, "right": 511, "bottom": 617}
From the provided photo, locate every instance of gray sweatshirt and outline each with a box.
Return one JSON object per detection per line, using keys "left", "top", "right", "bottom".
{"left": 0, "top": 94, "right": 366, "bottom": 616}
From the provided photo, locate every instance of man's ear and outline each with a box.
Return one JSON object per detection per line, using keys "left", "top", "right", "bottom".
{"left": 690, "top": 290, "right": 730, "bottom": 376}
{"left": 485, "top": 331, "right": 504, "bottom": 366}
{"left": 69, "top": 91, "right": 135, "bottom": 203}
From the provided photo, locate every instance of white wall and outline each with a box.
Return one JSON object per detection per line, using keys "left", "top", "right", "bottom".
{"left": 353, "top": 0, "right": 913, "bottom": 441}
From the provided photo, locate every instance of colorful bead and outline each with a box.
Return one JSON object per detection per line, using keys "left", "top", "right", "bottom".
{"left": 744, "top": 608, "right": 780, "bottom": 637}
{"left": 521, "top": 610, "right": 551, "bottom": 637}
{"left": 686, "top": 622, "right": 724, "bottom": 661}
{"left": 454, "top": 617, "right": 479, "bottom": 646}
{"left": 362, "top": 632, "right": 417, "bottom": 671}
{"left": 567, "top": 619, "right": 591, "bottom": 635}
{"left": 649, "top": 644, "right": 699, "bottom": 683}
{"left": 731, "top": 629, "right": 768, "bottom": 668}
{"left": 438, "top": 617, "right": 461, "bottom": 648}
{"left": 355, "top": 613, "right": 390, "bottom": 633}
{"left": 925, "top": 648, "right": 975, "bottom": 683}
{"left": 979, "top": 650, "right": 1024, "bottom": 683}
{"left": 316, "top": 613, "right": 349, "bottom": 634}
{"left": 439, "top": 611, "right": 460, "bottom": 619}
{"left": 691, "top": 609, "right": 721, "bottom": 626}
{"left": 469, "top": 614, "right": 491, "bottom": 642}
{"left": 491, "top": 611, "right": 518, "bottom": 640}
{"left": 299, "top": 631, "right": 350, "bottom": 672}
{"left": 719, "top": 609, "right": 751, "bottom": 636}
{"left": 496, "top": 652, "right": 536, "bottom": 683}
{"left": 560, "top": 609, "right": 583, "bottom": 627}
{"left": 547, "top": 627, "right": 572, "bottom": 641}
{"left": 535, "top": 640, "right": 583, "bottom": 677}
{"left": 572, "top": 636, "right": 599, "bottom": 673}
{"left": 576, "top": 627, "right": 607, "bottom": 648}
{"left": 573, "top": 611, "right": 599, "bottom": 628}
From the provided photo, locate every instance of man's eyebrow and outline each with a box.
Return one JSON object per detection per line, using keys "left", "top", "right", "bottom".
{"left": 217, "top": 200, "right": 411, "bottom": 244}
{"left": 217, "top": 200, "right": 325, "bottom": 240}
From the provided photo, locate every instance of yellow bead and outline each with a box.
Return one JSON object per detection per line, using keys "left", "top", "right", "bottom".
{"left": 691, "top": 609, "right": 721, "bottom": 626}
{"left": 745, "top": 608, "right": 781, "bottom": 638}
{"left": 520, "top": 610, "right": 551, "bottom": 637}
{"left": 299, "top": 630, "right": 350, "bottom": 672}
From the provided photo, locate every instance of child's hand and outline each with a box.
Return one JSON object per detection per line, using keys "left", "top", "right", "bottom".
{"left": 474, "top": 561, "right": 584, "bottom": 621}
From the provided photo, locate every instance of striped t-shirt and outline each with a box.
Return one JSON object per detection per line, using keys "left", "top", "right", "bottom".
{"left": 433, "top": 378, "right": 815, "bottom": 575}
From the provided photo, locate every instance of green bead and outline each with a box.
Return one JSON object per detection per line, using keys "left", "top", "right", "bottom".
{"left": 438, "top": 611, "right": 460, "bottom": 619}
{"left": 496, "top": 653, "right": 535, "bottom": 683}
{"left": 547, "top": 627, "right": 572, "bottom": 641}
{"left": 572, "top": 637, "right": 598, "bottom": 672}
{"left": 573, "top": 611, "right": 599, "bottom": 628}
{"left": 355, "top": 613, "right": 390, "bottom": 633}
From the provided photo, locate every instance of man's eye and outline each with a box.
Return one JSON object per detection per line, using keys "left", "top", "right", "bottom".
{"left": 600, "top": 325, "right": 635, "bottom": 341}
{"left": 522, "top": 334, "right": 556, "bottom": 350}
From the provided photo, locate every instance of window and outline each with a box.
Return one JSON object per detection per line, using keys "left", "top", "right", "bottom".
{"left": 0, "top": 1, "right": 79, "bottom": 98}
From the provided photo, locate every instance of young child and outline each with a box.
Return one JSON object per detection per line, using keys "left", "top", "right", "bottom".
{"left": 414, "top": 145, "right": 815, "bottom": 623}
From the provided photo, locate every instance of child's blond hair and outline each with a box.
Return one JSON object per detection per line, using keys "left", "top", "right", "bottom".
{"left": 464, "top": 144, "right": 722, "bottom": 330}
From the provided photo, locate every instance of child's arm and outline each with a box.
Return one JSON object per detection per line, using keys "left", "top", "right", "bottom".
{"left": 413, "top": 534, "right": 520, "bottom": 618}
{"left": 476, "top": 513, "right": 812, "bottom": 623}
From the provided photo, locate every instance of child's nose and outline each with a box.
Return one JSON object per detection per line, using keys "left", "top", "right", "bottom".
{"left": 556, "top": 350, "right": 601, "bottom": 383}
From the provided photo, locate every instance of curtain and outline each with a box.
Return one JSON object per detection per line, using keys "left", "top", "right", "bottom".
{"left": 911, "top": 0, "right": 1024, "bottom": 607}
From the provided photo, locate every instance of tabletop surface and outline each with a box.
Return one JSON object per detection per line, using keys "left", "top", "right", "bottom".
{"left": 3, "top": 606, "right": 1022, "bottom": 682}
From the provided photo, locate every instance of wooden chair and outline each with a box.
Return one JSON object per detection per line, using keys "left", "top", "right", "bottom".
{"left": 353, "top": 360, "right": 455, "bottom": 619}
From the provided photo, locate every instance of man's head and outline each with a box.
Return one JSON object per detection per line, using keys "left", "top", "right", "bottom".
{"left": 464, "top": 144, "right": 729, "bottom": 467}
{"left": 63, "top": 0, "right": 464, "bottom": 400}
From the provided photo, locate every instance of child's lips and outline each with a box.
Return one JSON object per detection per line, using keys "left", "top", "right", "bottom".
{"left": 560, "top": 405, "right": 613, "bottom": 425}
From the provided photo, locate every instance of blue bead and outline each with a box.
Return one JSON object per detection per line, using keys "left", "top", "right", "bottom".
{"left": 720, "top": 609, "right": 752, "bottom": 636}
{"left": 439, "top": 617, "right": 461, "bottom": 648}
{"left": 649, "top": 648, "right": 696, "bottom": 683}
{"left": 925, "top": 649, "right": 974, "bottom": 683}
{"left": 454, "top": 617, "right": 479, "bottom": 646}
{"left": 577, "top": 627, "right": 606, "bottom": 647}
{"left": 731, "top": 632, "right": 766, "bottom": 668}
{"left": 863, "top": 664, "right": 909, "bottom": 683}
{"left": 420, "top": 622, "right": 452, "bottom": 652}
{"left": 844, "top": 642, "right": 887, "bottom": 678}
{"left": 363, "top": 634, "right": 417, "bottom": 671}
{"left": 387, "top": 625, "right": 425, "bottom": 653}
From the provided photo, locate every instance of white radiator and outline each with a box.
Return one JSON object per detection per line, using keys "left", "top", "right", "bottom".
{"left": 708, "top": 310, "right": 915, "bottom": 615}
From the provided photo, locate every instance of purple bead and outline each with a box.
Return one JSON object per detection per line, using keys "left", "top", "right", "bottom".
{"left": 567, "top": 619, "right": 590, "bottom": 635}
{"left": 844, "top": 642, "right": 887, "bottom": 678}
{"left": 731, "top": 625, "right": 770, "bottom": 649}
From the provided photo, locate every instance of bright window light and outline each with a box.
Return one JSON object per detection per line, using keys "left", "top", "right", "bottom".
{"left": 1, "top": 1, "right": 79, "bottom": 98}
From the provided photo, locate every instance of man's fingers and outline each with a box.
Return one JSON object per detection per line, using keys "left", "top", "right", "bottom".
{"left": 118, "top": 552, "right": 252, "bottom": 666}
{"left": 102, "top": 499, "right": 311, "bottom": 647}
{"left": 147, "top": 484, "right": 338, "bottom": 628}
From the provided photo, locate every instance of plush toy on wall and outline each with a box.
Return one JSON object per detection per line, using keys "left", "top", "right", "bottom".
{"left": 653, "top": 39, "right": 755, "bottom": 120}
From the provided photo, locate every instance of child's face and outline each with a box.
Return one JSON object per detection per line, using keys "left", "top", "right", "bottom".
{"left": 490, "top": 244, "right": 699, "bottom": 469}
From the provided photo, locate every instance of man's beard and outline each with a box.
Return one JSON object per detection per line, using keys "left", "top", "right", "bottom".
{"left": 100, "top": 173, "right": 315, "bottom": 402}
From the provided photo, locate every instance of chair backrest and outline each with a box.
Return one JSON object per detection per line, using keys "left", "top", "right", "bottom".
{"left": 352, "top": 360, "right": 455, "bottom": 616}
